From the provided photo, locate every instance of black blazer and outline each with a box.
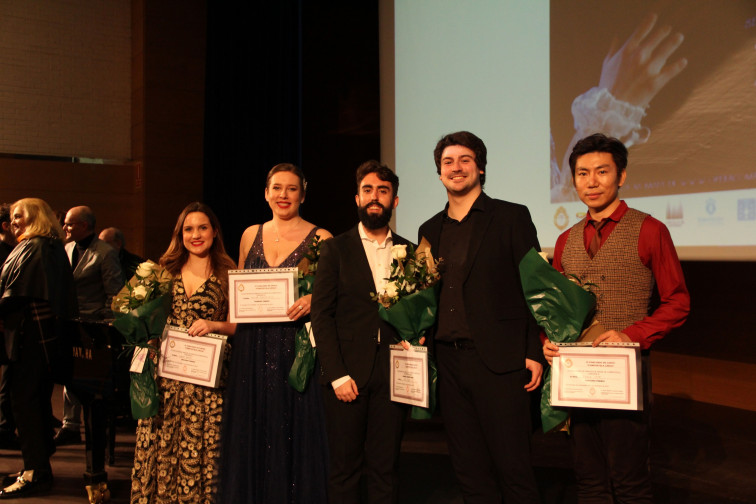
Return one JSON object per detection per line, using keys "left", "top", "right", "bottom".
{"left": 418, "top": 192, "right": 542, "bottom": 373}
{"left": 311, "top": 226, "right": 412, "bottom": 387}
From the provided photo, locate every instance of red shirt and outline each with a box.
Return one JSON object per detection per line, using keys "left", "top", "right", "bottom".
{"left": 552, "top": 201, "right": 690, "bottom": 349}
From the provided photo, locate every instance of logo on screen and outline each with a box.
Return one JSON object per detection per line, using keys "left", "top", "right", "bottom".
{"left": 698, "top": 198, "right": 723, "bottom": 226}
{"left": 666, "top": 201, "right": 683, "bottom": 226}
{"left": 554, "top": 207, "right": 569, "bottom": 230}
{"left": 737, "top": 199, "right": 756, "bottom": 221}
{"left": 705, "top": 199, "right": 717, "bottom": 216}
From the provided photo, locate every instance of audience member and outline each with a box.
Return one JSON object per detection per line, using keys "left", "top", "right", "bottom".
{"left": 0, "top": 204, "right": 18, "bottom": 451}
{"left": 55, "top": 206, "right": 122, "bottom": 446}
{"left": 0, "top": 198, "right": 77, "bottom": 498}
{"left": 99, "top": 227, "right": 145, "bottom": 280}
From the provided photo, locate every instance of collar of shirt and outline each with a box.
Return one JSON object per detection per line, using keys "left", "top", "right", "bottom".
{"left": 442, "top": 191, "right": 486, "bottom": 223}
{"left": 75, "top": 233, "right": 95, "bottom": 250}
{"left": 582, "top": 200, "right": 628, "bottom": 252}
{"left": 358, "top": 222, "right": 393, "bottom": 247}
{"left": 583, "top": 200, "right": 628, "bottom": 228}
{"left": 358, "top": 222, "right": 394, "bottom": 294}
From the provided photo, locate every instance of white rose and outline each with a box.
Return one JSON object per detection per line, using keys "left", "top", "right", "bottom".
{"left": 402, "top": 280, "right": 416, "bottom": 294}
{"left": 391, "top": 244, "right": 408, "bottom": 261}
{"left": 538, "top": 252, "right": 549, "bottom": 262}
{"left": 384, "top": 281, "right": 399, "bottom": 298}
{"left": 119, "top": 304, "right": 130, "bottom": 314}
{"left": 135, "top": 261, "right": 156, "bottom": 277}
{"left": 133, "top": 285, "right": 148, "bottom": 300}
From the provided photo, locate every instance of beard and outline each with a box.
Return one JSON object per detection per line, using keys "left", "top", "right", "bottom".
{"left": 357, "top": 202, "right": 393, "bottom": 230}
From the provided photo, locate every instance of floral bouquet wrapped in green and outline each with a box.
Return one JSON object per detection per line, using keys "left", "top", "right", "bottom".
{"left": 518, "top": 247, "right": 597, "bottom": 433}
{"left": 372, "top": 238, "right": 442, "bottom": 420}
{"left": 111, "top": 260, "right": 172, "bottom": 419}
{"left": 288, "top": 234, "right": 323, "bottom": 392}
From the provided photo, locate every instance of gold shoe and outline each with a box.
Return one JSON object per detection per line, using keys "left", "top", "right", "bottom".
{"left": 85, "top": 481, "right": 111, "bottom": 504}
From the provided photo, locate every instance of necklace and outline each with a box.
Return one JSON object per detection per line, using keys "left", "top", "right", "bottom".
{"left": 272, "top": 217, "right": 302, "bottom": 243}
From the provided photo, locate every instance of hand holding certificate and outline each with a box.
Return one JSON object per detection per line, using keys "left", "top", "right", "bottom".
{"left": 228, "top": 267, "right": 298, "bottom": 323}
{"left": 551, "top": 342, "right": 643, "bottom": 411}
{"left": 389, "top": 344, "right": 429, "bottom": 408}
{"left": 157, "top": 326, "right": 228, "bottom": 388}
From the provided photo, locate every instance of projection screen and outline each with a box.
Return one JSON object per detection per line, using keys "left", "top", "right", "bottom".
{"left": 386, "top": 0, "right": 756, "bottom": 260}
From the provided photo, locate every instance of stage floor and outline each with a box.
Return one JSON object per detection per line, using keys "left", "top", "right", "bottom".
{"left": 0, "top": 386, "right": 753, "bottom": 503}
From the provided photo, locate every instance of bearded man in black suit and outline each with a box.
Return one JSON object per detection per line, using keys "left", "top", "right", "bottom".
{"left": 419, "top": 131, "right": 543, "bottom": 504}
{"left": 312, "top": 160, "right": 413, "bottom": 504}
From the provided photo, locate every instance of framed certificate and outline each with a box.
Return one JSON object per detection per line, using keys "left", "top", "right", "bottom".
{"left": 389, "top": 344, "right": 429, "bottom": 408}
{"left": 551, "top": 342, "right": 643, "bottom": 411}
{"left": 157, "top": 326, "right": 228, "bottom": 388}
{"left": 228, "top": 267, "right": 298, "bottom": 323}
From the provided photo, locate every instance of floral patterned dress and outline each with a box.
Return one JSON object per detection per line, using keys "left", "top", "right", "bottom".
{"left": 130, "top": 274, "right": 229, "bottom": 504}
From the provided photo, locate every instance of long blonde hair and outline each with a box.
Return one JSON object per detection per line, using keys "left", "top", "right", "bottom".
{"left": 12, "top": 198, "right": 65, "bottom": 241}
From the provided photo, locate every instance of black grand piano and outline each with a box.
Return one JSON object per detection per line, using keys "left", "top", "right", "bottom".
{"left": 68, "top": 318, "right": 131, "bottom": 497}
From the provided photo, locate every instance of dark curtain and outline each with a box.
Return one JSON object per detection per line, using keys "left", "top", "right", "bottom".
{"left": 203, "top": 2, "right": 303, "bottom": 261}
{"left": 203, "top": 1, "right": 380, "bottom": 261}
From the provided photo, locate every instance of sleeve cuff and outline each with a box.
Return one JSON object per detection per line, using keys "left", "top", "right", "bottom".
{"left": 331, "top": 375, "right": 351, "bottom": 390}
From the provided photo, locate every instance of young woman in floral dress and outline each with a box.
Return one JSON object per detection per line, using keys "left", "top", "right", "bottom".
{"left": 130, "top": 202, "right": 236, "bottom": 504}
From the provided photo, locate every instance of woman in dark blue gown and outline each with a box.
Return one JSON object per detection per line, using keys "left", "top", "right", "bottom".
{"left": 219, "top": 164, "right": 332, "bottom": 503}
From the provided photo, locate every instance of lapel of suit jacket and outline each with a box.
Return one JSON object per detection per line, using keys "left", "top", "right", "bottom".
{"left": 346, "top": 226, "right": 378, "bottom": 291}
{"left": 421, "top": 213, "right": 444, "bottom": 260}
{"left": 460, "top": 193, "right": 494, "bottom": 282}
{"left": 73, "top": 238, "right": 95, "bottom": 277}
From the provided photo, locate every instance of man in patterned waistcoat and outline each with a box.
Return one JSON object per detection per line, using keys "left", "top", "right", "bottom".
{"left": 543, "top": 133, "right": 690, "bottom": 503}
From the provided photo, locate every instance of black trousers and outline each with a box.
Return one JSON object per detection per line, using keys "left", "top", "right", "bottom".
{"left": 8, "top": 317, "right": 56, "bottom": 474}
{"left": 571, "top": 354, "right": 653, "bottom": 504}
{"left": 321, "top": 344, "right": 407, "bottom": 504}
{"left": 0, "top": 365, "right": 16, "bottom": 434}
{"left": 436, "top": 343, "right": 540, "bottom": 504}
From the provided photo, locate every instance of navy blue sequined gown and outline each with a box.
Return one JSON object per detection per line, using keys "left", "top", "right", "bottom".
{"left": 219, "top": 226, "right": 328, "bottom": 503}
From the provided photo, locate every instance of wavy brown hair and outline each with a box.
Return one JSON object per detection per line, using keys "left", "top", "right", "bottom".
{"left": 159, "top": 202, "right": 236, "bottom": 291}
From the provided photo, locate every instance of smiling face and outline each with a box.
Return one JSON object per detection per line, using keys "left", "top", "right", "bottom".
{"left": 10, "top": 205, "right": 27, "bottom": 239}
{"left": 439, "top": 145, "right": 484, "bottom": 197}
{"left": 182, "top": 211, "right": 216, "bottom": 258}
{"left": 573, "top": 151, "right": 627, "bottom": 219}
{"left": 355, "top": 172, "right": 398, "bottom": 230}
{"left": 265, "top": 171, "right": 304, "bottom": 220}
{"left": 63, "top": 208, "right": 91, "bottom": 242}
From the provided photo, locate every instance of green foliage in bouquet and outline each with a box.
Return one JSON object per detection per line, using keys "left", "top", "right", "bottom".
{"left": 288, "top": 234, "right": 323, "bottom": 393}
{"left": 519, "top": 248, "right": 596, "bottom": 433}
{"left": 372, "top": 242, "right": 442, "bottom": 420}
{"left": 112, "top": 261, "right": 172, "bottom": 419}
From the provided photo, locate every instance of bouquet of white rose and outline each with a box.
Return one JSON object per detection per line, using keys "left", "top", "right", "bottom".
{"left": 112, "top": 260, "right": 172, "bottom": 419}
{"left": 372, "top": 238, "right": 442, "bottom": 419}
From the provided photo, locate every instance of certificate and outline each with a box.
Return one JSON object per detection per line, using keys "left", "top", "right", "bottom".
{"left": 228, "top": 267, "right": 298, "bottom": 323}
{"left": 551, "top": 342, "right": 643, "bottom": 411}
{"left": 157, "top": 326, "right": 228, "bottom": 388}
{"left": 389, "top": 344, "right": 429, "bottom": 408}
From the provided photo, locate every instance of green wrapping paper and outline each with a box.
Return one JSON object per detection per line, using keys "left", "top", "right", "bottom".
{"left": 288, "top": 322, "right": 316, "bottom": 393}
{"left": 378, "top": 284, "right": 439, "bottom": 420}
{"left": 518, "top": 248, "right": 596, "bottom": 432}
{"left": 287, "top": 270, "right": 318, "bottom": 392}
{"left": 112, "top": 294, "right": 170, "bottom": 419}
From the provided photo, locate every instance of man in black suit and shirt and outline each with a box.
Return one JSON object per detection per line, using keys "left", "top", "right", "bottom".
{"left": 419, "top": 131, "right": 543, "bottom": 503}
{"left": 311, "top": 160, "right": 412, "bottom": 504}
